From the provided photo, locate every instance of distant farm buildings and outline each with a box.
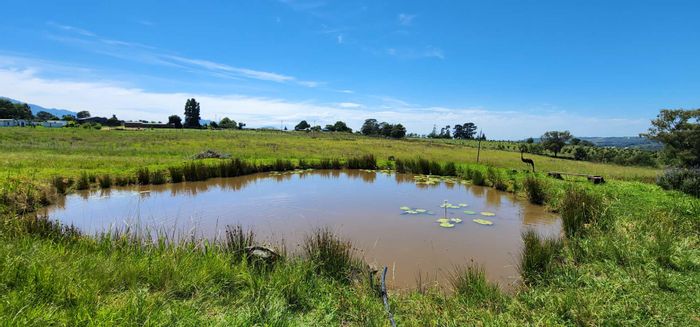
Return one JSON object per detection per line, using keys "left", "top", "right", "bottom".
{"left": 0, "top": 119, "right": 31, "bottom": 127}
{"left": 42, "top": 120, "right": 68, "bottom": 128}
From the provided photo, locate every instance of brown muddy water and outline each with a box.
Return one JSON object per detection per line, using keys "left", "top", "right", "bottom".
{"left": 43, "top": 170, "right": 560, "bottom": 290}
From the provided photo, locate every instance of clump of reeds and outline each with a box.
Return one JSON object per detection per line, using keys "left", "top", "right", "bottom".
{"left": 486, "top": 166, "right": 508, "bottom": 191}
{"left": 136, "top": 168, "right": 150, "bottom": 185}
{"left": 444, "top": 162, "right": 457, "bottom": 176}
{"left": 471, "top": 170, "right": 486, "bottom": 186}
{"left": 450, "top": 264, "right": 504, "bottom": 310}
{"left": 151, "top": 170, "right": 166, "bottom": 185}
{"left": 224, "top": 224, "right": 255, "bottom": 261}
{"left": 114, "top": 176, "right": 130, "bottom": 186}
{"left": 168, "top": 167, "right": 184, "bottom": 183}
{"left": 23, "top": 215, "right": 80, "bottom": 242}
{"left": 303, "top": 227, "right": 359, "bottom": 282}
{"left": 98, "top": 174, "right": 112, "bottom": 189}
{"left": 52, "top": 176, "right": 68, "bottom": 194}
{"left": 519, "top": 229, "right": 563, "bottom": 285}
{"left": 76, "top": 172, "right": 90, "bottom": 190}
{"left": 346, "top": 154, "right": 377, "bottom": 170}
{"left": 559, "top": 186, "right": 603, "bottom": 238}
{"left": 183, "top": 162, "right": 208, "bottom": 181}
{"left": 523, "top": 175, "right": 547, "bottom": 205}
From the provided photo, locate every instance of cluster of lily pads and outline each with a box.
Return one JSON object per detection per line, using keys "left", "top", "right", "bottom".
{"left": 400, "top": 201, "right": 496, "bottom": 229}
{"left": 361, "top": 169, "right": 393, "bottom": 174}
{"left": 413, "top": 175, "right": 468, "bottom": 186}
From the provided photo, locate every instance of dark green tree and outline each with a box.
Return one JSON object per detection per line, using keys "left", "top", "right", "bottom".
{"left": 541, "top": 130, "right": 572, "bottom": 157}
{"left": 361, "top": 119, "right": 379, "bottom": 135}
{"left": 219, "top": 117, "right": 237, "bottom": 129}
{"left": 642, "top": 109, "right": 700, "bottom": 167}
{"left": 390, "top": 124, "right": 406, "bottom": 138}
{"left": 294, "top": 120, "right": 311, "bottom": 131}
{"left": 0, "top": 99, "right": 33, "bottom": 119}
{"left": 76, "top": 111, "right": 91, "bottom": 119}
{"left": 36, "top": 111, "right": 59, "bottom": 121}
{"left": 332, "top": 121, "right": 352, "bottom": 133}
{"left": 168, "top": 115, "right": 183, "bottom": 128}
{"left": 183, "top": 98, "right": 201, "bottom": 128}
{"left": 106, "top": 114, "right": 121, "bottom": 126}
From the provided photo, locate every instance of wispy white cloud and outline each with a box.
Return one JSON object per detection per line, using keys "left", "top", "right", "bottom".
{"left": 385, "top": 46, "right": 444, "bottom": 60}
{"left": 45, "top": 22, "right": 323, "bottom": 87}
{"left": 337, "top": 34, "right": 344, "bottom": 44}
{"left": 0, "top": 66, "right": 649, "bottom": 139}
{"left": 397, "top": 13, "right": 416, "bottom": 26}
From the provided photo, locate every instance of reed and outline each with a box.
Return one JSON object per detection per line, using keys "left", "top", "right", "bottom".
{"left": 76, "top": 172, "right": 90, "bottom": 190}
{"left": 224, "top": 224, "right": 255, "bottom": 261}
{"left": 559, "top": 186, "right": 603, "bottom": 238}
{"left": 98, "top": 174, "right": 112, "bottom": 189}
{"left": 523, "top": 175, "right": 547, "bottom": 205}
{"left": 471, "top": 169, "right": 486, "bottom": 186}
{"left": 302, "top": 227, "right": 359, "bottom": 283}
{"left": 136, "top": 167, "right": 150, "bottom": 185}
{"left": 450, "top": 264, "right": 504, "bottom": 310}
{"left": 168, "top": 167, "right": 184, "bottom": 183}
{"left": 150, "top": 170, "right": 167, "bottom": 185}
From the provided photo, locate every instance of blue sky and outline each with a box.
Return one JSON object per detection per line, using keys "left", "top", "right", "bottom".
{"left": 1, "top": 0, "right": 699, "bottom": 139}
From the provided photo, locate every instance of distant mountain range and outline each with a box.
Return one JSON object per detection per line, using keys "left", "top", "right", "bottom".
{"left": 529, "top": 136, "right": 661, "bottom": 150}
{"left": 1, "top": 97, "right": 79, "bottom": 118}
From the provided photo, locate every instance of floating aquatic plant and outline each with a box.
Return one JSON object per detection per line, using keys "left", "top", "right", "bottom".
{"left": 436, "top": 218, "right": 450, "bottom": 223}
{"left": 400, "top": 206, "right": 411, "bottom": 211}
{"left": 463, "top": 210, "right": 477, "bottom": 215}
{"left": 459, "top": 203, "right": 468, "bottom": 207}
{"left": 415, "top": 209, "right": 427, "bottom": 213}
{"left": 450, "top": 218, "right": 463, "bottom": 223}
{"left": 440, "top": 222, "right": 455, "bottom": 228}
{"left": 473, "top": 219, "right": 494, "bottom": 225}
{"left": 480, "top": 212, "right": 496, "bottom": 216}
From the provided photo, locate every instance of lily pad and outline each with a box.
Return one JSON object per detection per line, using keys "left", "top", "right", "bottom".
{"left": 473, "top": 219, "right": 494, "bottom": 225}
{"left": 439, "top": 222, "right": 455, "bottom": 228}
{"left": 463, "top": 210, "right": 477, "bottom": 215}
{"left": 436, "top": 218, "right": 450, "bottom": 223}
{"left": 400, "top": 206, "right": 411, "bottom": 211}
{"left": 458, "top": 203, "right": 468, "bottom": 207}
{"left": 450, "top": 218, "right": 463, "bottom": 223}
{"left": 406, "top": 210, "right": 419, "bottom": 214}
{"left": 415, "top": 209, "right": 427, "bottom": 213}
{"left": 480, "top": 212, "right": 496, "bottom": 217}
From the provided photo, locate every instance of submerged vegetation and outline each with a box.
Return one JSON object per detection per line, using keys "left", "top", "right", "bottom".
{"left": 0, "top": 128, "right": 698, "bottom": 325}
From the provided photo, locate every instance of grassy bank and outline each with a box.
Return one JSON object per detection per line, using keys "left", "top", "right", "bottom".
{"left": 0, "top": 128, "right": 659, "bottom": 182}
{"left": 1, "top": 128, "right": 697, "bottom": 325}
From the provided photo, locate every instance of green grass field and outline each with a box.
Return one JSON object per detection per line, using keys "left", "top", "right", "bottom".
{"left": 0, "top": 128, "right": 659, "bottom": 182}
{"left": 1, "top": 127, "right": 698, "bottom": 326}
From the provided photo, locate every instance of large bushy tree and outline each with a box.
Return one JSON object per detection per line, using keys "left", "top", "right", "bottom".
{"left": 360, "top": 118, "right": 406, "bottom": 139}
{"left": 642, "top": 109, "right": 700, "bottom": 167}
{"left": 219, "top": 117, "right": 237, "bottom": 129}
{"left": 541, "top": 130, "right": 572, "bottom": 157}
{"left": 0, "top": 99, "right": 33, "bottom": 120}
{"left": 183, "top": 98, "right": 201, "bottom": 128}
{"left": 76, "top": 111, "right": 91, "bottom": 119}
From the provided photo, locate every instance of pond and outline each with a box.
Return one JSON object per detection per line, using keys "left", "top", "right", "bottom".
{"left": 43, "top": 170, "right": 560, "bottom": 290}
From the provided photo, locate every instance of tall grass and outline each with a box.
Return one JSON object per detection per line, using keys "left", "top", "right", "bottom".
{"left": 168, "top": 167, "right": 184, "bottom": 183}
{"left": 450, "top": 264, "right": 504, "bottom": 310}
{"left": 471, "top": 169, "right": 486, "bottom": 186}
{"left": 52, "top": 176, "right": 69, "bottom": 194}
{"left": 486, "top": 166, "right": 508, "bottom": 191}
{"left": 150, "top": 170, "right": 166, "bottom": 185}
{"left": 224, "top": 224, "right": 255, "bottom": 261}
{"left": 76, "top": 172, "right": 90, "bottom": 190}
{"left": 98, "top": 174, "right": 112, "bottom": 189}
{"left": 303, "top": 227, "right": 359, "bottom": 283}
{"left": 346, "top": 154, "right": 377, "bottom": 170}
{"left": 136, "top": 167, "right": 150, "bottom": 185}
{"left": 519, "top": 229, "right": 563, "bottom": 285}
{"left": 559, "top": 186, "right": 604, "bottom": 238}
{"left": 523, "top": 175, "right": 547, "bottom": 205}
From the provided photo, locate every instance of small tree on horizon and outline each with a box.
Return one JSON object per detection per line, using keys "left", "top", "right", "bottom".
{"left": 168, "top": 115, "right": 183, "bottom": 128}
{"left": 76, "top": 111, "right": 91, "bottom": 119}
{"left": 183, "top": 98, "right": 201, "bottom": 128}
{"left": 541, "top": 130, "right": 572, "bottom": 157}
{"left": 219, "top": 117, "right": 237, "bottom": 129}
{"left": 295, "top": 120, "right": 311, "bottom": 131}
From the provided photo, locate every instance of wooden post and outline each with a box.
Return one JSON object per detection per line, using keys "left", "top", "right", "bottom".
{"left": 476, "top": 130, "right": 483, "bottom": 163}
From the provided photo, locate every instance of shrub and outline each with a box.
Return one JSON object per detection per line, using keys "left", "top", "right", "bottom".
{"left": 559, "top": 186, "right": 604, "bottom": 238}
{"left": 303, "top": 227, "right": 359, "bottom": 283}
{"left": 168, "top": 167, "right": 184, "bottom": 183}
{"left": 346, "top": 154, "right": 377, "bottom": 170}
{"left": 136, "top": 168, "right": 150, "bottom": 185}
{"left": 450, "top": 264, "right": 504, "bottom": 310}
{"left": 98, "top": 174, "right": 112, "bottom": 189}
{"left": 656, "top": 168, "right": 700, "bottom": 198}
{"left": 471, "top": 170, "right": 486, "bottom": 186}
{"left": 76, "top": 172, "right": 90, "bottom": 190}
{"left": 151, "top": 170, "right": 166, "bottom": 185}
{"left": 523, "top": 176, "right": 547, "bottom": 205}
{"left": 519, "top": 229, "right": 563, "bottom": 285}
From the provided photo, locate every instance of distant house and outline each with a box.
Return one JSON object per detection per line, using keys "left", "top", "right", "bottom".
{"left": 77, "top": 117, "right": 109, "bottom": 125}
{"left": 0, "top": 119, "right": 31, "bottom": 127}
{"left": 124, "top": 121, "right": 173, "bottom": 129}
{"left": 42, "top": 120, "right": 68, "bottom": 128}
